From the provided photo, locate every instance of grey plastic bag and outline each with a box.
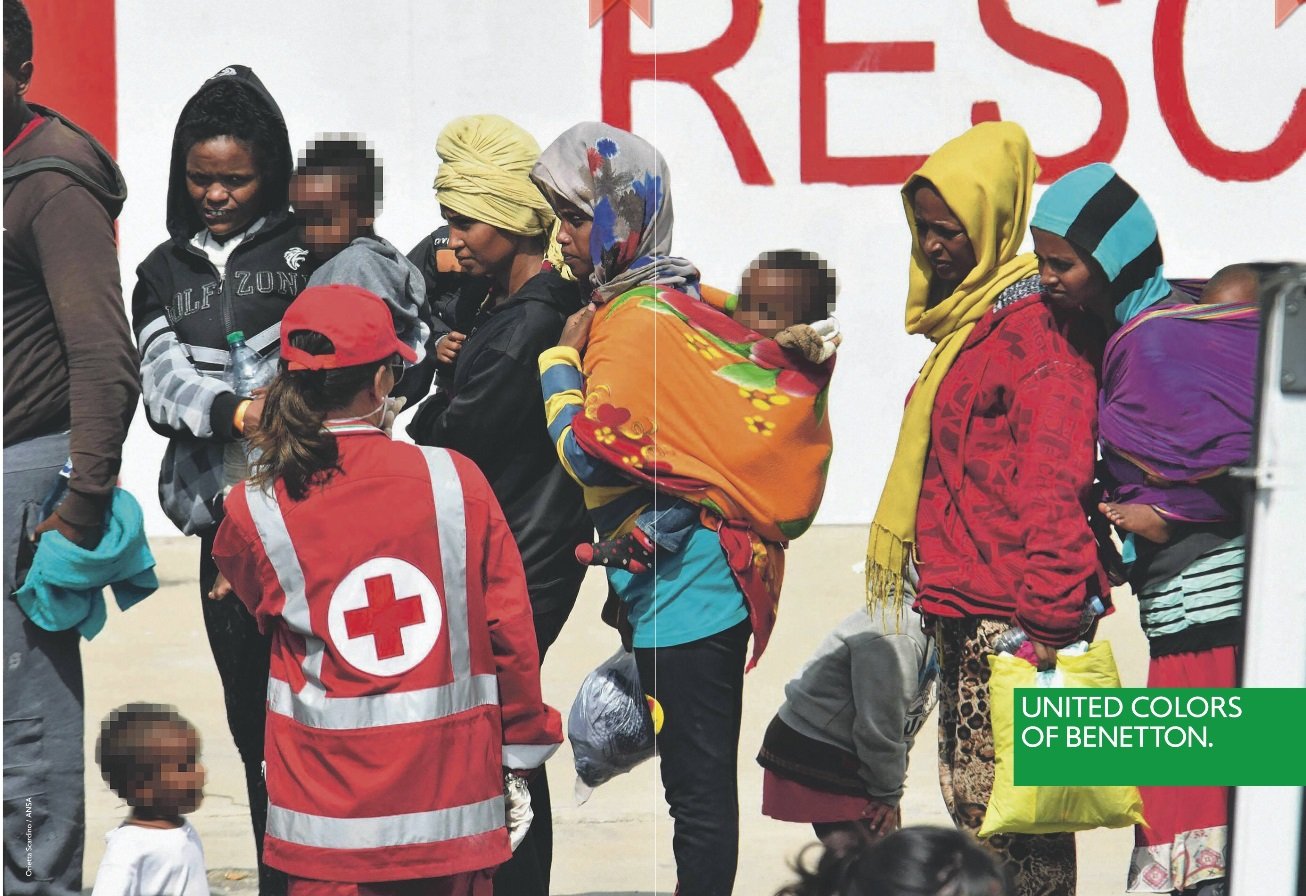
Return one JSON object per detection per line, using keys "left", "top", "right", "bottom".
{"left": 568, "top": 647, "right": 656, "bottom": 803}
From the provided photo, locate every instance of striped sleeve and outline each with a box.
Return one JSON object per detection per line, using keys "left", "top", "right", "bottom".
{"left": 132, "top": 269, "right": 241, "bottom": 442}
{"left": 538, "top": 346, "right": 624, "bottom": 488}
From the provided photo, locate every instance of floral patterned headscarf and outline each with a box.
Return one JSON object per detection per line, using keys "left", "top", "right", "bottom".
{"left": 531, "top": 122, "right": 700, "bottom": 303}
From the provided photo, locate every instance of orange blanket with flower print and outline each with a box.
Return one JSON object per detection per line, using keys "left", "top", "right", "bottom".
{"left": 571, "top": 285, "right": 835, "bottom": 544}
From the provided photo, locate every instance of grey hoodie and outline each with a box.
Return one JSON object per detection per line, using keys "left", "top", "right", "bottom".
{"left": 772, "top": 602, "right": 936, "bottom": 805}
{"left": 307, "top": 235, "right": 434, "bottom": 406}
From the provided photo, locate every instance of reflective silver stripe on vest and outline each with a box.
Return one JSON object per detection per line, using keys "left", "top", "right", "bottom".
{"left": 266, "top": 795, "right": 505, "bottom": 850}
{"left": 246, "top": 447, "right": 475, "bottom": 724}
{"left": 244, "top": 482, "right": 326, "bottom": 697}
{"left": 419, "top": 447, "right": 470, "bottom": 680}
{"left": 266, "top": 673, "right": 498, "bottom": 730}
{"left": 245, "top": 321, "right": 281, "bottom": 353}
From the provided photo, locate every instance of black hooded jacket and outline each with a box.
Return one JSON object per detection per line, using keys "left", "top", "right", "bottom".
{"left": 131, "top": 65, "right": 316, "bottom": 534}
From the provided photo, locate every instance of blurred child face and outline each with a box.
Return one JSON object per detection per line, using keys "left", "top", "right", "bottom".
{"left": 136, "top": 725, "right": 205, "bottom": 818}
{"left": 737, "top": 267, "right": 815, "bottom": 338}
{"left": 293, "top": 169, "right": 373, "bottom": 261}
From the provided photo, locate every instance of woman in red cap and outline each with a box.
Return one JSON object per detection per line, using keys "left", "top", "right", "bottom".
{"left": 209, "top": 283, "right": 562, "bottom": 896}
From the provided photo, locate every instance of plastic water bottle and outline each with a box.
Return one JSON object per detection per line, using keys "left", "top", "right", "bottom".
{"left": 222, "top": 331, "right": 277, "bottom": 488}
{"left": 224, "top": 330, "right": 277, "bottom": 395}
{"left": 993, "top": 595, "right": 1105, "bottom": 656}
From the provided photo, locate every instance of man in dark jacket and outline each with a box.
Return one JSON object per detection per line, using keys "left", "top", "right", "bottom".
{"left": 3, "top": 1, "right": 140, "bottom": 892}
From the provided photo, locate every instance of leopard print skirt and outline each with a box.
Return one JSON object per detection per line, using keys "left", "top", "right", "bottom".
{"left": 935, "top": 616, "right": 1078, "bottom": 896}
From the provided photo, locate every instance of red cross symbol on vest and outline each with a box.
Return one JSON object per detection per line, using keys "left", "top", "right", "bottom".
{"left": 344, "top": 575, "right": 426, "bottom": 661}
{"left": 327, "top": 557, "right": 443, "bottom": 677}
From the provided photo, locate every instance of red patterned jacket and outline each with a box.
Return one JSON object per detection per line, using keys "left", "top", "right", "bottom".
{"left": 914, "top": 292, "right": 1107, "bottom": 646}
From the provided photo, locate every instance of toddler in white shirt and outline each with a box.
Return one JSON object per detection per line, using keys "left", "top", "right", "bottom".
{"left": 91, "top": 703, "right": 210, "bottom": 896}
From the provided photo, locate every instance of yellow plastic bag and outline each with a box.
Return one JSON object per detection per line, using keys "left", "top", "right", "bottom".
{"left": 979, "top": 641, "right": 1145, "bottom": 837}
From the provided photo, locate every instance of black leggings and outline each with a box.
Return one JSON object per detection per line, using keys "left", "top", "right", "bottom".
{"left": 636, "top": 620, "right": 751, "bottom": 896}
{"left": 492, "top": 570, "right": 585, "bottom": 896}
{"left": 199, "top": 532, "right": 285, "bottom": 896}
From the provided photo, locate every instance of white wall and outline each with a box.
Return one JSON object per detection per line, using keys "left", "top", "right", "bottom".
{"left": 115, "top": 0, "right": 1306, "bottom": 536}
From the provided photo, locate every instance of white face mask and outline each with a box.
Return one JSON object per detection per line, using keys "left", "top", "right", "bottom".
{"left": 331, "top": 394, "right": 387, "bottom": 427}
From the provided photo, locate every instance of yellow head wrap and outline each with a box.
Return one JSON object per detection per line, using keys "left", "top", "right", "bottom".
{"left": 866, "top": 121, "right": 1040, "bottom": 612}
{"left": 434, "top": 115, "right": 566, "bottom": 272}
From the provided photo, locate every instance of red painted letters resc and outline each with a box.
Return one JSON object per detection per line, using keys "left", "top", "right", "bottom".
{"left": 797, "top": 0, "right": 933, "bottom": 186}
{"left": 1153, "top": 0, "right": 1306, "bottom": 182}
{"left": 600, "top": 0, "right": 1304, "bottom": 185}
{"left": 601, "top": 0, "right": 773, "bottom": 184}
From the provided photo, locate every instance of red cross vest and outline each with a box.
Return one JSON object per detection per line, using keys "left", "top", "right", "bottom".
{"left": 212, "top": 425, "right": 562, "bottom": 883}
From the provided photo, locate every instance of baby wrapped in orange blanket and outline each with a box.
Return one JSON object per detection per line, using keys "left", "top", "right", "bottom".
{"left": 572, "top": 264, "right": 836, "bottom": 553}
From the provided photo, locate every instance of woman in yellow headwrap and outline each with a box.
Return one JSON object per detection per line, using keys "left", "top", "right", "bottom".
{"left": 405, "top": 114, "right": 591, "bottom": 896}
{"left": 866, "top": 122, "right": 1107, "bottom": 896}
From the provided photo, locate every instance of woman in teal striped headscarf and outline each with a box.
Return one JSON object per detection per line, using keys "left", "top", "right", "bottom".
{"left": 1032, "top": 163, "right": 1256, "bottom": 896}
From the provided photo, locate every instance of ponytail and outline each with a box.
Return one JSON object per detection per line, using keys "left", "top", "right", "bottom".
{"left": 248, "top": 331, "right": 380, "bottom": 501}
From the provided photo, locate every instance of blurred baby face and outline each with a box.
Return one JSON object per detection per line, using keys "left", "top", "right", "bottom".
{"left": 737, "top": 267, "right": 817, "bottom": 338}
{"left": 293, "top": 170, "right": 372, "bottom": 261}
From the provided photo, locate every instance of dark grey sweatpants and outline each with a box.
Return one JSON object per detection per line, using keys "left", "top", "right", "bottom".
{"left": 3, "top": 432, "right": 84, "bottom": 896}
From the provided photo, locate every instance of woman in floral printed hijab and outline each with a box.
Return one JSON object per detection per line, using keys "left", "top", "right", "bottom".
{"left": 533, "top": 123, "right": 835, "bottom": 896}
{"left": 530, "top": 122, "right": 700, "bottom": 302}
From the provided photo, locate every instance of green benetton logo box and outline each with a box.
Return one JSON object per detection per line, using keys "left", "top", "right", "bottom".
{"left": 1013, "top": 688, "right": 1306, "bottom": 786}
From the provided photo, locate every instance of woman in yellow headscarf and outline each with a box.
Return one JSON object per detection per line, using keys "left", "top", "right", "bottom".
{"left": 866, "top": 122, "right": 1107, "bottom": 896}
{"left": 405, "top": 114, "right": 591, "bottom": 896}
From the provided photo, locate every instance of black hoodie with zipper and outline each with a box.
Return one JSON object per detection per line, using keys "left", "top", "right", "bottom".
{"left": 131, "top": 65, "right": 315, "bottom": 535}
{"left": 408, "top": 268, "right": 593, "bottom": 594}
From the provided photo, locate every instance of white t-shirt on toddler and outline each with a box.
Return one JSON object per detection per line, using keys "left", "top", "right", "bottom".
{"left": 91, "top": 819, "right": 210, "bottom": 896}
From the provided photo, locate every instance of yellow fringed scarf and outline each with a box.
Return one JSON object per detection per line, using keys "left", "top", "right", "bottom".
{"left": 866, "top": 121, "right": 1040, "bottom": 611}
{"left": 433, "top": 114, "right": 569, "bottom": 274}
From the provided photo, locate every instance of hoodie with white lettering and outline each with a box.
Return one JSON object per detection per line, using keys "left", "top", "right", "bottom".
{"left": 131, "top": 64, "right": 317, "bottom": 535}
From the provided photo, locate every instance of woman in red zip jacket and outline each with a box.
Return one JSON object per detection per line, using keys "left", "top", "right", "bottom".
{"left": 864, "top": 122, "right": 1107, "bottom": 896}
{"left": 210, "top": 284, "right": 562, "bottom": 896}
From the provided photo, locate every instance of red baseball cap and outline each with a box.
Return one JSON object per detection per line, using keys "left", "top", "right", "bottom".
{"left": 280, "top": 284, "right": 417, "bottom": 371}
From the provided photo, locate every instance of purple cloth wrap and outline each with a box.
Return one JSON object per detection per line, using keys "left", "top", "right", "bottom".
{"left": 1099, "top": 300, "right": 1259, "bottom": 523}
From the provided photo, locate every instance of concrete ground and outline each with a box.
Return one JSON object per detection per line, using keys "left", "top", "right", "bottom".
{"left": 82, "top": 527, "right": 1150, "bottom": 895}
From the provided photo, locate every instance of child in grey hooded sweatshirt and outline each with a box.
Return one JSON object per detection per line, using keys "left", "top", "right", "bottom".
{"left": 758, "top": 590, "right": 937, "bottom": 854}
{"left": 291, "top": 135, "right": 433, "bottom": 407}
